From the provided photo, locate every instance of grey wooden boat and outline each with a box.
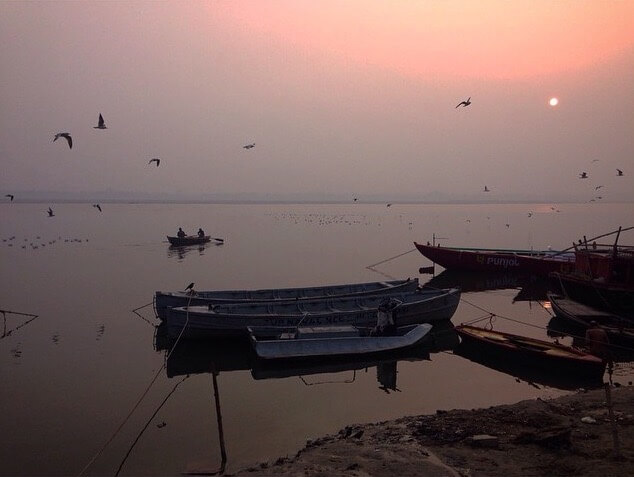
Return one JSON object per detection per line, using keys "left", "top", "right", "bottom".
{"left": 165, "top": 287, "right": 461, "bottom": 339}
{"left": 154, "top": 278, "right": 419, "bottom": 320}
{"left": 249, "top": 324, "right": 433, "bottom": 360}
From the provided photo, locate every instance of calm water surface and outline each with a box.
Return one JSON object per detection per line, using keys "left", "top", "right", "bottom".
{"left": 1, "top": 202, "right": 633, "bottom": 475}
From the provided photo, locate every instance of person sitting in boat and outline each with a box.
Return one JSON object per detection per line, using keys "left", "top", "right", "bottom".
{"left": 177, "top": 227, "right": 186, "bottom": 238}
{"left": 197, "top": 228, "right": 205, "bottom": 238}
{"left": 585, "top": 321, "right": 611, "bottom": 363}
{"left": 372, "top": 298, "right": 399, "bottom": 336}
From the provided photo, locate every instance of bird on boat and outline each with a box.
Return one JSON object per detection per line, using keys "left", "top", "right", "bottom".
{"left": 92, "top": 204, "right": 102, "bottom": 212}
{"left": 148, "top": 158, "right": 160, "bottom": 167}
{"left": 184, "top": 282, "right": 195, "bottom": 292}
{"left": 579, "top": 172, "right": 588, "bottom": 179}
{"left": 243, "top": 143, "right": 255, "bottom": 149}
{"left": 53, "top": 132, "right": 72, "bottom": 149}
{"left": 5, "top": 194, "right": 13, "bottom": 201}
{"left": 455, "top": 97, "right": 471, "bottom": 108}
{"left": 617, "top": 169, "right": 624, "bottom": 176}
{"left": 595, "top": 185, "right": 604, "bottom": 190}
{"left": 47, "top": 207, "right": 54, "bottom": 217}
{"left": 93, "top": 113, "right": 107, "bottom": 129}
{"left": 484, "top": 186, "right": 490, "bottom": 192}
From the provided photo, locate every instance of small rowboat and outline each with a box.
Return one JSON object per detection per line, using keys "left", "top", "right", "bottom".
{"left": 166, "top": 288, "right": 461, "bottom": 339}
{"left": 455, "top": 325, "right": 606, "bottom": 379}
{"left": 154, "top": 278, "right": 420, "bottom": 319}
{"left": 249, "top": 323, "right": 433, "bottom": 360}
{"left": 167, "top": 235, "right": 211, "bottom": 246}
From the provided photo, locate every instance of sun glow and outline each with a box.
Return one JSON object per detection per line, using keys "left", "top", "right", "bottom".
{"left": 549, "top": 97, "right": 559, "bottom": 106}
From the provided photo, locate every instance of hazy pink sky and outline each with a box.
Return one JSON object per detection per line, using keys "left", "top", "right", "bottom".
{"left": 1, "top": 0, "right": 633, "bottom": 201}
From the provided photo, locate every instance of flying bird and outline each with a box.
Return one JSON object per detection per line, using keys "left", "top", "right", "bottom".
{"left": 579, "top": 172, "right": 588, "bottom": 179}
{"left": 243, "top": 143, "right": 256, "bottom": 149}
{"left": 5, "top": 194, "right": 13, "bottom": 201}
{"left": 527, "top": 212, "right": 533, "bottom": 217}
{"left": 484, "top": 186, "right": 490, "bottom": 192}
{"left": 455, "top": 97, "right": 471, "bottom": 108}
{"left": 595, "top": 185, "right": 604, "bottom": 190}
{"left": 94, "top": 113, "right": 107, "bottom": 129}
{"left": 617, "top": 169, "right": 624, "bottom": 176}
{"left": 591, "top": 159, "right": 600, "bottom": 163}
{"left": 47, "top": 207, "right": 54, "bottom": 217}
{"left": 92, "top": 204, "right": 102, "bottom": 212}
{"left": 505, "top": 223, "right": 510, "bottom": 228}
{"left": 148, "top": 158, "right": 160, "bottom": 167}
{"left": 53, "top": 133, "right": 72, "bottom": 149}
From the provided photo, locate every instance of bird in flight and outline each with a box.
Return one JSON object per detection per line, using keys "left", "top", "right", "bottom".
{"left": 53, "top": 133, "right": 73, "bottom": 149}
{"left": 595, "top": 185, "right": 604, "bottom": 190}
{"left": 579, "top": 172, "right": 588, "bottom": 179}
{"left": 591, "top": 159, "right": 600, "bottom": 163}
{"left": 505, "top": 223, "right": 510, "bottom": 228}
{"left": 455, "top": 97, "right": 471, "bottom": 108}
{"left": 47, "top": 207, "right": 55, "bottom": 217}
{"left": 527, "top": 212, "right": 533, "bottom": 217}
{"left": 148, "top": 158, "right": 160, "bottom": 167}
{"left": 617, "top": 169, "right": 624, "bottom": 176}
{"left": 243, "top": 143, "right": 255, "bottom": 149}
{"left": 92, "top": 204, "right": 102, "bottom": 212}
{"left": 484, "top": 186, "right": 490, "bottom": 192}
{"left": 94, "top": 113, "right": 107, "bottom": 129}
{"left": 5, "top": 194, "right": 13, "bottom": 201}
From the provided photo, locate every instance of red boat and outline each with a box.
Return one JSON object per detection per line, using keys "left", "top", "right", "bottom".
{"left": 414, "top": 242, "right": 575, "bottom": 277}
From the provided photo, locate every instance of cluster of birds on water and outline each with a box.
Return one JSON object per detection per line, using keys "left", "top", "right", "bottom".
{"left": 3, "top": 112, "right": 257, "bottom": 214}
{"left": 2, "top": 234, "right": 89, "bottom": 250}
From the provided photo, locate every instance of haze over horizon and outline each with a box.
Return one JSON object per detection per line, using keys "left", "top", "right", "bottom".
{"left": 1, "top": 1, "right": 633, "bottom": 203}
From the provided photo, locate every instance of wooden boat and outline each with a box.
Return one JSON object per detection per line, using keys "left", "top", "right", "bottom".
{"left": 165, "top": 287, "right": 461, "bottom": 339}
{"left": 550, "top": 229, "right": 634, "bottom": 318}
{"left": 454, "top": 324, "right": 606, "bottom": 379}
{"left": 167, "top": 235, "right": 211, "bottom": 246}
{"left": 548, "top": 293, "right": 634, "bottom": 328}
{"left": 414, "top": 242, "right": 575, "bottom": 276}
{"left": 249, "top": 323, "right": 432, "bottom": 360}
{"left": 154, "top": 278, "right": 420, "bottom": 319}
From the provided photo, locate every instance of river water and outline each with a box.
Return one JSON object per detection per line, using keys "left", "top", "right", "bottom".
{"left": 1, "top": 202, "right": 633, "bottom": 475}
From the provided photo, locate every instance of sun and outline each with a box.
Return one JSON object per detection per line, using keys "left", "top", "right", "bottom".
{"left": 549, "top": 97, "right": 559, "bottom": 107}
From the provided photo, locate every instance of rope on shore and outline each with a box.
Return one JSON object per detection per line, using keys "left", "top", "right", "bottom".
{"left": 78, "top": 294, "right": 194, "bottom": 476}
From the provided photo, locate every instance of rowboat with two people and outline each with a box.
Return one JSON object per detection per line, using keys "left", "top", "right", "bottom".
{"left": 165, "top": 287, "right": 461, "bottom": 339}
{"left": 154, "top": 278, "right": 420, "bottom": 320}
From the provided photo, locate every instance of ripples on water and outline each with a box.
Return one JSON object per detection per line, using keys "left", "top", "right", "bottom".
{"left": 1, "top": 202, "right": 633, "bottom": 475}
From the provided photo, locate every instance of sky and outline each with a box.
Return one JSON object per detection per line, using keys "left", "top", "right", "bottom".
{"left": 1, "top": 0, "right": 633, "bottom": 202}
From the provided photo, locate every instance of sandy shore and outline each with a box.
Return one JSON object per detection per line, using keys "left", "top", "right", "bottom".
{"left": 231, "top": 385, "right": 634, "bottom": 476}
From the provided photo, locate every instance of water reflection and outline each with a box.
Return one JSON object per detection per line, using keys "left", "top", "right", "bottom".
{"left": 424, "top": 269, "right": 549, "bottom": 302}
{"left": 167, "top": 242, "right": 221, "bottom": 261}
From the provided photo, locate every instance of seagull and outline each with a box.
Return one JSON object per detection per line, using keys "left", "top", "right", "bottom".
{"left": 148, "top": 158, "right": 160, "bottom": 167}
{"left": 527, "top": 212, "right": 533, "bottom": 217}
{"left": 484, "top": 186, "right": 490, "bottom": 192}
{"left": 47, "top": 207, "right": 54, "bottom": 217}
{"left": 386, "top": 203, "right": 392, "bottom": 207}
{"left": 243, "top": 143, "right": 255, "bottom": 149}
{"left": 5, "top": 194, "right": 13, "bottom": 201}
{"left": 505, "top": 223, "right": 510, "bottom": 228}
{"left": 53, "top": 133, "right": 72, "bottom": 149}
{"left": 92, "top": 204, "right": 102, "bottom": 212}
{"left": 455, "top": 97, "right": 471, "bottom": 108}
{"left": 184, "top": 282, "right": 195, "bottom": 292}
{"left": 595, "top": 185, "right": 604, "bottom": 190}
{"left": 617, "top": 169, "right": 624, "bottom": 176}
{"left": 579, "top": 172, "right": 588, "bottom": 179}
{"left": 94, "top": 113, "right": 107, "bottom": 129}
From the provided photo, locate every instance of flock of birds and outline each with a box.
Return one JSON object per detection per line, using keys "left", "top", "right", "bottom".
{"left": 3, "top": 112, "right": 257, "bottom": 215}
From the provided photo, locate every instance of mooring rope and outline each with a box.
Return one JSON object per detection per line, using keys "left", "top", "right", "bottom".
{"left": 78, "top": 293, "right": 194, "bottom": 476}
{"left": 0, "top": 309, "right": 39, "bottom": 340}
{"left": 365, "top": 248, "right": 417, "bottom": 269}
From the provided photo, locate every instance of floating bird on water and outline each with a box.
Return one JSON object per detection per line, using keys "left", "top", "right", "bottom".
{"left": 53, "top": 133, "right": 72, "bottom": 149}
{"left": 617, "top": 169, "right": 624, "bottom": 176}
{"left": 591, "top": 159, "right": 600, "bottom": 163}
{"left": 579, "top": 172, "right": 588, "bottom": 179}
{"left": 484, "top": 186, "right": 490, "bottom": 192}
{"left": 353, "top": 197, "right": 358, "bottom": 202}
{"left": 243, "top": 143, "right": 255, "bottom": 149}
{"left": 595, "top": 185, "right": 604, "bottom": 190}
{"left": 94, "top": 113, "right": 107, "bottom": 129}
{"left": 455, "top": 97, "right": 471, "bottom": 108}
{"left": 5, "top": 194, "right": 13, "bottom": 201}
{"left": 47, "top": 207, "right": 54, "bottom": 217}
{"left": 184, "top": 282, "right": 195, "bottom": 292}
{"left": 386, "top": 203, "right": 392, "bottom": 207}
{"left": 505, "top": 223, "right": 510, "bottom": 228}
{"left": 92, "top": 204, "right": 102, "bottom": 212}
{"left": 148, "top": 158, "right": 160, "bottom": 167}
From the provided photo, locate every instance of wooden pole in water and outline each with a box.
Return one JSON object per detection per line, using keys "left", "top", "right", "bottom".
{"left": 212, "top": 371, "right": 227, "bottom": 473}
{"left": 604, "top": 382, "right": 621, "bottom": 459}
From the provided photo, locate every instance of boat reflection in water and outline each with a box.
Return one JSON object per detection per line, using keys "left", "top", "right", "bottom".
{"left": 167, "top": 242, "right": 221, "bottom": 261}
{"left": 424, "top": 269, "right": 549, "bottom": 303}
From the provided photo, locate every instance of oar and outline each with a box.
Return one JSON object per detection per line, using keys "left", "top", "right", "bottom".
{"left": 210, "top": 237, "right": 224, "bottom": 243}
